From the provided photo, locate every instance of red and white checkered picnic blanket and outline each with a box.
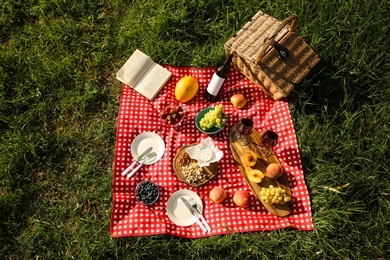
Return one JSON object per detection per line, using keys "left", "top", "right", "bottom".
{"left": 110, "top": 65, "right": 313, "bottom": 238}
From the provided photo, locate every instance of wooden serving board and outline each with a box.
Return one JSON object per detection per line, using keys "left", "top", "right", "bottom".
{"left": 173, "top": 144, "right": 218, "bottom": 188}
{"left": 229, "top": 124, "right": 293, "bottom": 217}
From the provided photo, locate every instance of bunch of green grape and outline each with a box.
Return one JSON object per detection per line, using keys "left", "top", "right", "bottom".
{"left": 259, "top": 185, "right": 291, "bottom": 205}
{"left": 199, "top": 104, "right": 227, "bottom": 131}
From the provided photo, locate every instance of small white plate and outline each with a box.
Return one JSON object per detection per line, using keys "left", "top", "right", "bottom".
{"left": 131, "top": 132, "right": 165, "bottom": 165}
{"left": 166, "top": 189, "right": 203, "bottom": 227}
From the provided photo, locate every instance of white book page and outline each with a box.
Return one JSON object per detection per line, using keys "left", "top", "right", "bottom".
{"left": 134, "top": 63, "right": 172, "bottom": 100}
{"left": 116, "top": 49, "right": 153, "bottom": 87}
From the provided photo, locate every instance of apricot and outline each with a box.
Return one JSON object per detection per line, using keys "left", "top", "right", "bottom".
{"left": 242, "top": 151, "right": 257, "bottom": 167}
{"left": 233, "top": 190, "right": 251, "bottom": 208}
{"left": 209, "top": 186, "right": 227, "bottom": 204}
{"left": 247, "top": 169, "right": 264, "bottom": 183}
{"left": 265, "top": 163, "right": 282, "bottom": 179}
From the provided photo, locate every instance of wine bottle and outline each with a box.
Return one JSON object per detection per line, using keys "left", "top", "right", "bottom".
{"left": 204, "top": 55, "right": 233, "bottom": 102}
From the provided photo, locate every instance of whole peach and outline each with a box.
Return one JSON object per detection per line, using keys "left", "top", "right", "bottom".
{"left": 230, "top": 94, "right": 247, "bottom": 109}
{"left": 209, "top": 186, "right": 227, "bottom": 204}
{"left": 265, "top": 163, "right": 282, "bottom": 179}
{"left": 233, "top": 190, "right": 251, "bottom": 208}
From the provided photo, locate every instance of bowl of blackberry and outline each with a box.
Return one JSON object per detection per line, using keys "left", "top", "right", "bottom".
{"left": 135, "top": 180, "right": 160, "bottom": 205}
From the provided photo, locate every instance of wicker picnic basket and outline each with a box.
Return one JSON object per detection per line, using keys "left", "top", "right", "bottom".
{"left": 225, "top": 11, "right": 320, "bottom": 100}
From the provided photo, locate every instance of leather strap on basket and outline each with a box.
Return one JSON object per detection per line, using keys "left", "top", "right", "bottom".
{"left": 256, "top": 15, "right": 298, "bottom": 63}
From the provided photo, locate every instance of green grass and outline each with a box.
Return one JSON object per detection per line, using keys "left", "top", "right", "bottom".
{"left": 1, "top": 0, "right": 389, "bottom": 259}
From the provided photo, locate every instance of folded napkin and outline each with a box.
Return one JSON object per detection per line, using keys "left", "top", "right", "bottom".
{"left": 186, "top": 138, "right": 223, "bottom": 167}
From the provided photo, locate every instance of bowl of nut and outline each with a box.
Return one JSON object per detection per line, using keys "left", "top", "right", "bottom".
{"left": 135, "top": 180, "right": 160, "bottom": 205}
{"left": 172, "top": 144, "right": 218, "bottom": 187}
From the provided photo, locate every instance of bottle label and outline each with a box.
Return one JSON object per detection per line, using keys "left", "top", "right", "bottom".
{"left": 206, "top": 73, "right": 225, "bottom": 96}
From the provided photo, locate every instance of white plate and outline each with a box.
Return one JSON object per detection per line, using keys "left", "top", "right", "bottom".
{"left": 131, "top": 132, "right": 165, "bottom": 165}
{"left": 166, "top": 189, "right": 203, "bottom": 227}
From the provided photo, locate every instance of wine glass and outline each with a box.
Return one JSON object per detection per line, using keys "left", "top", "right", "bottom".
{"left": 258, "top": 129, "right": 279, "bottom": 157}
{"left": 234, "top": 118, "right": 254, "bottom": 146}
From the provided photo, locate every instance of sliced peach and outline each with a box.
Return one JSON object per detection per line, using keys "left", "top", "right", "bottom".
{"left": 247, "top": 169, "right": 264, "bottom": 183}
{"left": 242, "top": 151, "right": 258, "bottom": 167}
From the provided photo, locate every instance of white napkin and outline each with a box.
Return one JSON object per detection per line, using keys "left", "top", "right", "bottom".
{"left": 186, "top": 138, "right": 223, "bottom": 167}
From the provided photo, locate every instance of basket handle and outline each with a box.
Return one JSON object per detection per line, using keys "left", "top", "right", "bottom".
{"left": 256, "top": 14, "right": 298, "bottom": 63}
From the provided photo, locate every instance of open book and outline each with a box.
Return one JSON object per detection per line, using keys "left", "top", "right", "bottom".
{"left": 116, "top": 49, "right": 172, "bottom": 101}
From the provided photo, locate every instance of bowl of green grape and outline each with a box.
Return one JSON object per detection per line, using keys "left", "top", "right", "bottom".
{"left": 195, "top": 104, "right": 227, "bottom": 134}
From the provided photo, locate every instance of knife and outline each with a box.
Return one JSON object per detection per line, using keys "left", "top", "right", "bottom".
{"left": 181, "top": 197, "right": 207, "bottom": 233}
{"left": 121, "top": 147, "right": 153, "bottom": 176}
